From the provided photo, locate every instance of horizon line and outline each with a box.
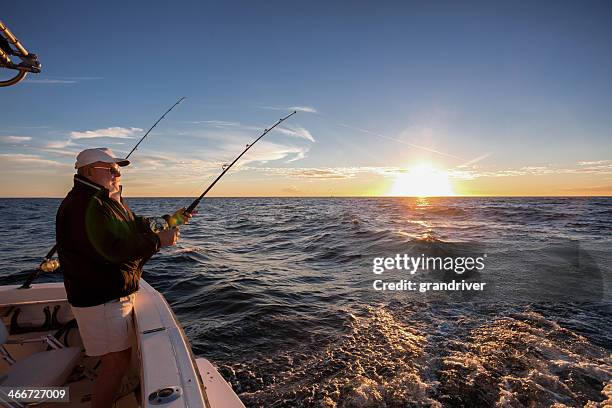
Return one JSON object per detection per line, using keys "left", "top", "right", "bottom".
{"left": 0, "top": 195, "right": 610, "bottom": 199}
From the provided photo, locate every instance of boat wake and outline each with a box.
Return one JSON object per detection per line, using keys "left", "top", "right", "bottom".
{"left": 221, "top": 302, "right": 612, "bottom": 407}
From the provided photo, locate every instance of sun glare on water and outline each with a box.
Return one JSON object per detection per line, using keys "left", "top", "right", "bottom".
{"left": 388, "top": 163, "right": 454, "bottom": 197}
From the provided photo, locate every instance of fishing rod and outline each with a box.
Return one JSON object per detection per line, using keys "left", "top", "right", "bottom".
{"left": 148, "top": 110, "right": 298, "bottom": 232}
{"left": 20, "top": 97, "right": 186, "bottom": 288}
{"left": 126, "top": 97, "right": 185, "bottom": 158}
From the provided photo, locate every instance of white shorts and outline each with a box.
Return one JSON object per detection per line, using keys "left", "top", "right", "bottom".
{"left": 71, "top": 294, "right": 135, "bottom": 356}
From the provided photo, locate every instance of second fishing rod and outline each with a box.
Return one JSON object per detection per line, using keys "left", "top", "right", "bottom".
{"left": 148, "top": 110, "right": 297, "bottom": 233}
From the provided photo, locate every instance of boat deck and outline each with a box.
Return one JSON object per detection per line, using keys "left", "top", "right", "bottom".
{"left": 39, "top": 355, "right": 140, "bottom": 408}
{"left": 1, "top": 281, "right": 245, "bottom": 408}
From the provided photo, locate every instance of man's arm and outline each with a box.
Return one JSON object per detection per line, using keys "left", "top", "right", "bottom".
{"left": 85, "top": 200, "right": 161, "bottom": 263}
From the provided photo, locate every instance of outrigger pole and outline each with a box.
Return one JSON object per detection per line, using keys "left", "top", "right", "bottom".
{"left": 0, "top": 20, "right": 41, "bottom": 87}
{"left": 149, "top": 110, "right": 298, "bottom": 232}
{"left": 20, "top": 97, "right": 186, "bottom": 288}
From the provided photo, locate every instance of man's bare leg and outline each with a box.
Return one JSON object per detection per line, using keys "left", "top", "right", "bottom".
{"left": 92, "top": 348, "right": 132, "bottom": 408}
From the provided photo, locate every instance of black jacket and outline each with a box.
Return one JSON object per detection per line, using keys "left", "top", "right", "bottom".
{"left": 56, "top": 175, "right": 160, "bottom": 307}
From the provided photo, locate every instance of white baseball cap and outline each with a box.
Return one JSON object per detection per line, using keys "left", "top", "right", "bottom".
{"left": 75, "top": 148, "right": 130, "bottom": 169}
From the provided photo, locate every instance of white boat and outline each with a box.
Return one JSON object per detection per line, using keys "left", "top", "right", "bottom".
{"left": 0, "top": 279, "right": 245, "bottom": 408}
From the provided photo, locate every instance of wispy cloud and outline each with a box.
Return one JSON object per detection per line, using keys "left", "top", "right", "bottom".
{"left": 40, "top": 126, "right": 143, "bottom": 151}
{"left": 44, "top": 139, "right": 73, "bottom": 149}
{"left": 260, "top": 105, "right": 318, "bottom": 113}
{"left": 0, "top": 136, "right": 31, "bottom": 143}
{"left": 577, "top": 160, "right": 610, "bottom": 166}
{"left": 248, "top": 166, "right": 377, "bottom": 180}
{"left": 183, "top": 121, "right": 316, "bottom": 145}
{"left": 448, "top": 161, "right": 612, "bottom": 179}
{"left": 0, "top": 153, "right": 67, "bottom": 167}
{"left": 287, "top": 169, "right": 351, "bottom": 179}
{"left": 578, "top": 160, "right": 603, "bottom": 166}
{"left": 274, "top": 126, "right": 316, "bottom": 142}
{"left": 24, "top": 79, "right": 77, "bottom": 84}
{"left": 39, "top": 148, "right": 82, "bottom": 158}
{"left": 338, "top": 123, "right": 459, "bottom": 159}
{"left": 70, "top": 127, "right": 143, "bottom": 139}
{"left": 60, "top": 76, "right": 104, "bottom": 81}
{"left": 290, "top": 106, "right": 317, "bottom": 113}
{"left": 24, "top": 76, "right": 104, "bottom": 84}
{"left": 237, "top": 141, "right": 310, "bottom": 164}
{"left": 456, "top": 152, "right": 492, "bottom": 168}
{"left": 286, "top": 150, "right": 306, "bottom": 163}
{"left": 571, "top": 160, "right": 612, "bottom": 174}
{"left": 128, "top": 152, "right": 180, "bottom": 168}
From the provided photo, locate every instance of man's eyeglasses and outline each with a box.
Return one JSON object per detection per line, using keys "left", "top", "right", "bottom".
{"left": 91, "top": 166, "right": 121, "bottom": 177}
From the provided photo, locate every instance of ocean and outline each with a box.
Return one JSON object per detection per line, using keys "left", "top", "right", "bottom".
{"left": 1, "top": 197, "right": 611, "bottom": 407}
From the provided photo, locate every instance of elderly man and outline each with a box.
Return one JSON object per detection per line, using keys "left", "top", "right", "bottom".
{"left": 56, "top": 147, "right": 188, "bottom": 408}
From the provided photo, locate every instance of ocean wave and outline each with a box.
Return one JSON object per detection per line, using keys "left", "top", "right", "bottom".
{"left": 222, "top": 304, "right": 611, "bottom": 407}
{"left": 422, "top": 207, "right": 467, "bottom": 217}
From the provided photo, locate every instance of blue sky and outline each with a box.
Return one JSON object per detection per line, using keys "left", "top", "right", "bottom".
{"left": 1, "top": 1, "right": 612, "bottom": 196}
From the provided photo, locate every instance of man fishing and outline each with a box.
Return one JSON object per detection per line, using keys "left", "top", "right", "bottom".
{"left": 56, "top": 147, "right": 190, "bottom": 408}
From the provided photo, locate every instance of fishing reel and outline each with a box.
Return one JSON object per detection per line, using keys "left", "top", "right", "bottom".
{"left": 40, "top": 258, "right": 60, "bottom": 273}
{"left": 149, "top": 217, "right": 170, "bottom": 234}
{"left": 148, "top": 208, "right": 190, "bottom": 233}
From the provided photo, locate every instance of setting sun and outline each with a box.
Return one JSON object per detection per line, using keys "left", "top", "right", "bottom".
{"left": 388, "top": 163, "right": 455, "bottom": 197}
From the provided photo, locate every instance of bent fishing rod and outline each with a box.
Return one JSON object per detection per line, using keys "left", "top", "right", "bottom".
{"left": 20, "top": 97, "right": 186, "bottom": 288}
{"left": 149, "top": 110, "right": 297, "bottom": 232}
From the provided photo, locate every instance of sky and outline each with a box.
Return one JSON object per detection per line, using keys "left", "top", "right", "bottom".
{"left": 1, "top": 1, "right": 611, "bottom": 197}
